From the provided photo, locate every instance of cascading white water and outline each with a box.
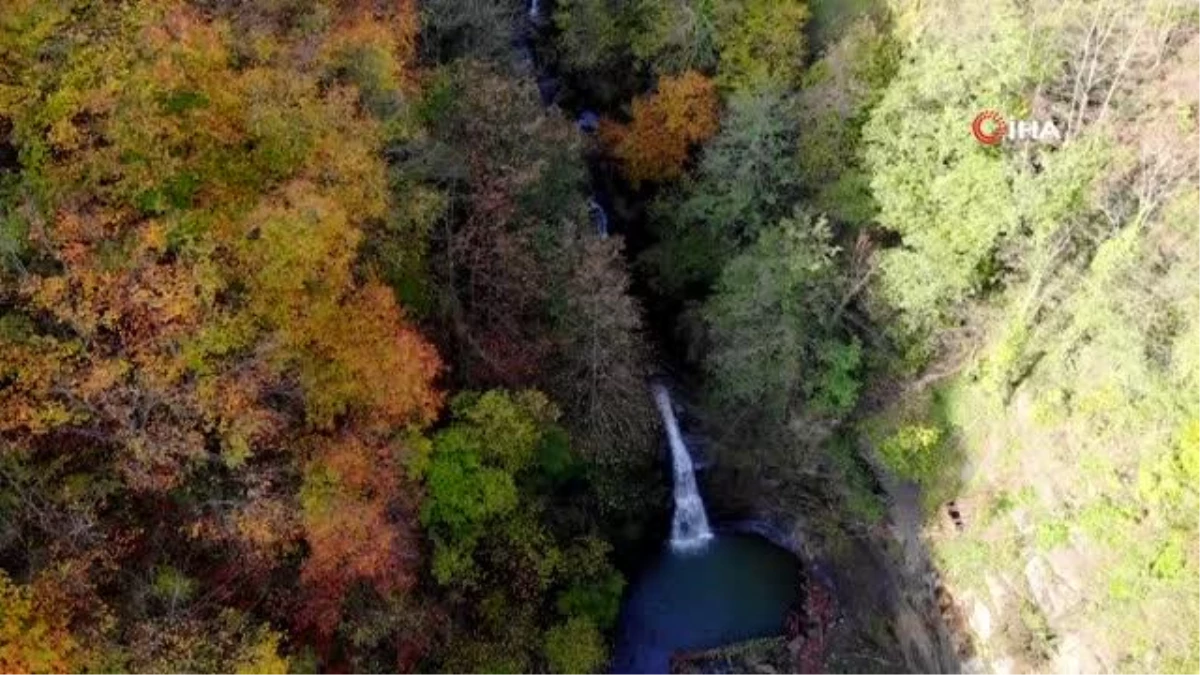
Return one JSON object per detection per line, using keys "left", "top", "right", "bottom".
{"left": 529, "top": 0, "right": 539, "bottom": 19}
{"left": 587, "top": 198, "right": 609, "bottom": 238}
{"left": 652, "top": 383, "right": 713, "bottom": 551}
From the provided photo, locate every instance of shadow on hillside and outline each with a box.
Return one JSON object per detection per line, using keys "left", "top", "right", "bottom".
{"left": 691, "top": 395, "right": 969, "bottom": 674}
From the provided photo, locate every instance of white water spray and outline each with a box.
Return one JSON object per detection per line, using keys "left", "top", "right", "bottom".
{"left": 529, "top": 0, "right": 540, "bottom": 20}
{"left": 587, "top": 198, "right": 609, "bottom": 238}
{"left": 652, "top": 384, "right": 713, "bottom": 551}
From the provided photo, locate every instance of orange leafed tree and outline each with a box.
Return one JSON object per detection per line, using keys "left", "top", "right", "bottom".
{"left": 0, "top": 571, "right": 84, "bottom": 673}
{"left": 600, "top": 70, "right": 720, "bottom": 184}
{"left": 300, "top": 283, "right": 442, "bottom": 431}
{"left": 297, "top": 433, "right": 419, "bottom": 640}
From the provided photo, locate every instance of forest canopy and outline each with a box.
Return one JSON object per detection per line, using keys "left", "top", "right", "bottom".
{"left": 0, "top": 0, "right": 649, "bottom": 671}
{"left": 0, "top": 0, "right": 1197, "bottom": 673}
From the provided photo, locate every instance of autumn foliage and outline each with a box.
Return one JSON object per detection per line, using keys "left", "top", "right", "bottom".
{"left": 600, "top": 71, "right": 720, "bottom": 183}
{"left": 298, "top": 433, "right": 419, "bottom": 639}
{"left": 0, "top": 571, "right": 83, "bottom": 673}
{"left": 0, "top": 0, "right": 649, "bottom": 671}
{"left": 0, "top": 0, "right": 438, "bottom": 668}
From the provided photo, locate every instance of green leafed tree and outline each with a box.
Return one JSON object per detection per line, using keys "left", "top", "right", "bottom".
{"left": 553, "top": 0, "right": 629, "bottom": 73}
{"left": 793, "top": 15, "right": 899, "bottom": 227}
{"left": 701, "top": 210, "right": 846, "bottom": 419}
{"left": 416, "top": 390, "right": 625, "bottom": 672}
{"left": 627, "top": 0, "right": 719, "bottom": 76}
{"left": 643, "top": 85, "right": 800, "bottom": 294}
{"left": 862, "top": 0, "right": 1045, "bottom": 337}
{"left": 714, "top": 0, "right": 810, "bottom": 91}
{"left": 544, "top": 616, "right": 607, "bottom": 674}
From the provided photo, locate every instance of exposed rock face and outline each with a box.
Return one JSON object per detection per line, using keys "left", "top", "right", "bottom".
{"left": 1051, "top": 634, "right": 1104, "bottom": 667}
{"left": 714, "top": 509, "right": 959, "bottom": 673}
{"left": 944, "top": 548, "right": 1108, "bottom": 674}
{"left": 1024, "top": 556, "right": 1081, "bottom": 619}
{"left": 967, "top": 596, "right": 992, "bottom": 641}
{"left": 697, "top": 397, "right": 963, "bottom": 673}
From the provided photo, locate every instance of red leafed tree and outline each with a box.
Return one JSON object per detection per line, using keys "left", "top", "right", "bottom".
{"left": 426, "top": 64, "right": 575, "bottom": 387}
{"left": 296, "top": 433, "right": 420, "bottom": 641}
{"left": 787, "top": 579, "right": 836, "bottom": 674}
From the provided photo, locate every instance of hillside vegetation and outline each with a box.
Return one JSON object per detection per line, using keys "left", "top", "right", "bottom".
{"left": 0, "top": 1, "right": 653, "bottom": 671}
{"left": 0, "top": 0, "right": 1196, "bottom": 672}
{"left": 550, "top": 0, "right": 1199, "bottom": 671}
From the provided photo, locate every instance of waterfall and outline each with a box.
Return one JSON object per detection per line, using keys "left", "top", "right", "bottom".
{"left": 529, "top": 0, "right": 539, "bottom": 20}
{"left": 587, "top": 198, "right": 609, "bottom": 238}
{"left": 577, "top": 110, "right": 600, "bottom": 134}
{"left": 652, "top": 384, "right": 713, "bottom": 551}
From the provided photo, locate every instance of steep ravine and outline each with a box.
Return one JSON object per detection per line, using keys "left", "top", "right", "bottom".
{"left": 518, "top": 5, "right": 961, "bottom": 673}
